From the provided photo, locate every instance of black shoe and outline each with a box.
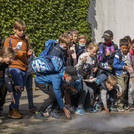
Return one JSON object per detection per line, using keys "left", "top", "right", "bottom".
{"left": 66, "top": 104, "right": 75, "bottom": 114}
{"left": 49, "top": 109, "right": 61, "bottom": 119}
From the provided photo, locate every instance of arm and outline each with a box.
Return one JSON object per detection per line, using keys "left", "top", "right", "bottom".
{"left": 100, "top": 89, "right": 109, "bottom": 114}
{"left": 113, "top": 53, "right": 125, "bottom": 70}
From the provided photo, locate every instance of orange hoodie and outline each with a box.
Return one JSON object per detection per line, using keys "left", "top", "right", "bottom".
{"left": 4, "top": 34, "right": 30, "bottom": 71}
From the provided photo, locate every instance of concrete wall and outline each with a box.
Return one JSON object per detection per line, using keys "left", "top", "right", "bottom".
{"left": 88, "top": 0, "right": 134, "bottom": 45}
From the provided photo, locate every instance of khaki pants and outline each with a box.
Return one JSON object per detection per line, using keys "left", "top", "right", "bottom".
{"left": 116, "top": 73, "right": 129, "bottom": 104}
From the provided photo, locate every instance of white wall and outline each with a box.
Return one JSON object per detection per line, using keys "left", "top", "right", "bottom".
{"left": 88, "top": 0, "right": 134, "bottom": 45}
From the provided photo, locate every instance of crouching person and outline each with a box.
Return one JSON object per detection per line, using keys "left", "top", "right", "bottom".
{"left": 95, "top": 73, "right": 119, "bottom": 114}
{"left": 34, "top": 66, "right": 79, "bottom": 119}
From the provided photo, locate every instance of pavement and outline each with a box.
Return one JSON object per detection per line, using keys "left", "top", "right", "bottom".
{"left": 1, "top": 86, "right": 134, "bottom": 134}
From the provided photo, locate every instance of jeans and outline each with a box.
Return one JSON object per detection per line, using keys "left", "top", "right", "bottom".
{"left": 36, "top": 82, "right": 57, "bottom": 112}
{"left": 78, "top": 81, "right": 94, "bottom": 109}
{"left": 9, "top": 68, "right": 27, "bottom": 109}
{"left": 26, "top": 74, "right": 34, "bottom": 109}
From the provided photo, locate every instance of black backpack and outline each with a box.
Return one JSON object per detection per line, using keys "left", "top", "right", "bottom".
{"left": 108, "top": 49, "right": 122, "bottom": 69}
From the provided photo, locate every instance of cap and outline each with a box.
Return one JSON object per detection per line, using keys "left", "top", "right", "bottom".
{"left": 65, "top": 66, "right": 79, "bottom": 80}
{"left": 102, "top": 30, "right": 113, "bottom": 40}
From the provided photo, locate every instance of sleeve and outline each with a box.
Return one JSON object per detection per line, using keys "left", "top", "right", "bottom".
{"left": 125, "top": 52, "right": 134, "bottom": 78}
{"left": 4, "top": 67, "right": 13, "bottom": 92}
{"left": 95, "top": 73, "right": 108, "bottom": 85}
{"left": 75, "top": 77, "right": 82, "bottom": 92}
{"left": 115, "top": 84, "right": 122, "bottom": 93}
{"left": 4, "top": 38, "right": 10, "bottom": 47}
{"left": 51, "top": 74, "right": 65, "bottom": 109}
{"left": 75, "top": 55, "right": 84, "bottom": 72}
{"left": 113, "top": 52, "right": 124, "bottom": 70}
{"left": 100, "top": 89, "right": 107, "bottom": 107}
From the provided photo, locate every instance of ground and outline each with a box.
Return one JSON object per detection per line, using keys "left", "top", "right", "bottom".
{"left": 1, "top": 88, "right": 134, "bottom": 134}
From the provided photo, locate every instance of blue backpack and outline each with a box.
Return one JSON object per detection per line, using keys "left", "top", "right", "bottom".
{"left": 39, "top": 39, "right": 59, "bottom": 56}
{"left": 32, "top": 55, "right": 63, "bottom": 75}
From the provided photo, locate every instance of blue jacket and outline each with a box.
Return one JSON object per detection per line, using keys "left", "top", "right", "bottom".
{"left": 35, "top": 70, "right": 82, "bottom": 109}
{"left": 113, "top": 49, "right": 125, "bottom": 76}
{"left": 48, "top": 45, "right": 67, "bottom": 65}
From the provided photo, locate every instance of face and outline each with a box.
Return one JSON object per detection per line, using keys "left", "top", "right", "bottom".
{"left": 73, "top": 34, "right": 78, "bottom": 42}
{"left": 14, "top": 28, "right": 25, "bottom": 38}
{"left": 120, "top": 45, "right": 128, "bottom": 55}
{"left": 89, "top": 47, "right": 97, "bottom": 56}
{"left": 60, "top": 42, "right": 68, "bottom": 50}
{"left": 64, "top": 73, "right": 73, "bottom": 82}
{"left": 3, "top": 55, "right": 14, "bottom": 64}
{"left": 79, "top": 38, "right": 86, "bottom": 45}
{"left": 106, "top": 81, "right": 114, "bottom": 91}
{"left": 132, "top": 43, "right": 134, "bottom": 51}
{"left": 104, "top": 38, "right": 113, "bottom": 44}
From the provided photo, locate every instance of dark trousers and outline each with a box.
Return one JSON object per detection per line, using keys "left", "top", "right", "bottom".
{"left": 36, "top": 82, "right": 56, "bottom": 112}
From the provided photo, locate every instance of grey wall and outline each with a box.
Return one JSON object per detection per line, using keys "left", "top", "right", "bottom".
{"left": 88, "top": 0, "right": 134, "bottom": 45}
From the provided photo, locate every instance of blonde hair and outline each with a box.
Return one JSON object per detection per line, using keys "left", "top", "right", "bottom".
{"left": 106, "top": 75, "right": 117, "bottom": 86}
{"left": 87, "top": 42, "right": 99, "bottom": 52}
{"left": 14, "top": 20, "right": 30, "bottom": 48}
{"left": 78, "top": 35, "right": 88, "bottom": 41}
{"left": 58, "top": 33, "right": 71, "bottom": 47}
{"left": 1, "top": 47, "right": 16, "bottom": 58}
{"left": 14, "top": 20, "right": 26, "bottom": 31}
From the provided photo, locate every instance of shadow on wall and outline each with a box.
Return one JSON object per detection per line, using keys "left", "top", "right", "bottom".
{"left": 88, "top": 0, "right": 97, "bottom": 42}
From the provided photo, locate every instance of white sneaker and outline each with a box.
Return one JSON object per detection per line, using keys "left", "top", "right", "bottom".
{"left": 84, "top": 78, "right": 97, "bottom": 83}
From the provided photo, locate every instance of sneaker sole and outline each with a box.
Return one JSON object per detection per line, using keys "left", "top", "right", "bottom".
{"left": 8, "top": 114, "right": 23, "bottom": 119}
{"left": 75, "top": 111, "right": 84, "bottom": 115}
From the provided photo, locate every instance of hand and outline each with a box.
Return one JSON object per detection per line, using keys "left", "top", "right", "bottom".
{"left": 106, "top": 50, "right": 111, "bottom": 56}
{"left": 68, "top": 50, "right": 74, "bottom": 55}
{"left": 131, "top": 77, "right": 134, "bottom": 83}
{"left": 124, "top": 66, "right": 130, "bottom": 71}
{"left": 14, "top": 85, "right": 23, "bottom": 92}
{"left": 63, "top": 107, "right": 71, "bottom": 119}
{"left": 93, "top": 67, "right": 98, "bottom": 73}
{"left": 117, "top": 92, "right": 122, "bottom": 98}
{"left": 0, "top": 70, "right": 3, "bottom": 77}
{"left": 104, "top": 106, "right": 110, "bottom": 114}
{"left": 10, "top": 92, "right": 15, "bottom": 104}
{"left": 89, "top": 76, "right": 94, "bottom": 79}
{"left": 27, "top": 49, "right": 33, "bottom": 56}
{"left": 81, "top": 56, "right": 87, "bottom": 62}
{"left": 12, "top": 47, "right": 17, "bottom": 52}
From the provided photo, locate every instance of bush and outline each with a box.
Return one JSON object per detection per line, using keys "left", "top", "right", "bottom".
{"left": 0, "top": 0, "right": 91, "bottom": 56}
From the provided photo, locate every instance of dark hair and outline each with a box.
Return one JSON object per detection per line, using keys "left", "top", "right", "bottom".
{"left": 119, "top": 38, "right": 128, "bottom": 47}
{"left": 131, "top": 39, "right": 134, "bottom": 45}
{"left": 124, "top": 36, "right": 131, "bottom": 43}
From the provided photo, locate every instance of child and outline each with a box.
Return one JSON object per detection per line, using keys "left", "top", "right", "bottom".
{"left": 75, "top": 42, "right": 99, "bottom": 114}
{"left": 48, "top": 33, "right": 71, "bottom": 66}
{"left": 126, "top": 39, "right": 134, "bottom": 110}
{"left": 113, "top": 38, "right": 130, "bottom": 111}
{"left": 98, "top": 30, "right": 118, "bottom": 74}
{"left": 26, "top": 48, "right": 37, "bottom": 112}
{"left": 69, "top": 29, "right": 79, "bottom": 66}
{"left": 4, "top": 20, "right": 33, "bottom": 119}
{"left": 124, "top": 35, "right": 131, "bottom": 50}
{"left": 0, "top": 47, "right": 16, "bottom": 122}
{"left": 34, "top": 66, "right": 80, "bottom": 119}
{"left": 95, "top": 73, "right": 118, "bottom": 114}
{"left": 77, "top": 35, "right": 88, "bottom": 58}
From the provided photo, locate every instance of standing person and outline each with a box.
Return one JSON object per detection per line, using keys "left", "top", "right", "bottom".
{"left": 4, "top": 20, "right": 33, "bottom": 119}
{"left": 126, "top": 39, "right": 134, "bottom": 110}
{"left": 77, "top": 35, "right": 88, "bottom": 58}
{"left": 26, "top": 48, "right": 37, "bottom": 112}
{"left": 113, "top": 38, "right": 130, "bottom": 111}
{"left": 69, "top": 29, "right": 79, "bottom": 66}
{"left": 34, "top": 66, "right": 79, "bottom": 119}
{"left": 98, "top": 30, "right": 118, "bottom": 74}
{"left": 0, "top": 47, "right": 16, "bottom": 123}
{"left": 48, "top": 33, "right": 71, "bottom": 66}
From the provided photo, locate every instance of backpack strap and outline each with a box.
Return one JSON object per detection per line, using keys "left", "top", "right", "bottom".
{"left": 9, "top": 37, "right": 11, "bottom": 47}
{"left": 129, "top": 52, "right": 132, "bottom": 61}
{"left": 118, "top": 49, "right": 122, "bottom": 62}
